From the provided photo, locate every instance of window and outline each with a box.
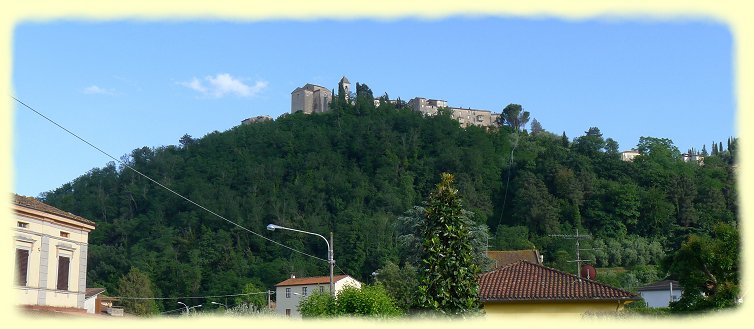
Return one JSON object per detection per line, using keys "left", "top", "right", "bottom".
{"left": 57, "top": 256, "right": 70, "bottom": 291}
{"left": 17, "top": 222, "right": 28, "bottom": 228}
{"left": 285, "top": 287, "right": 291, "bottom": 298}
{"left": 15, "top": 249, "right": 29, "bottom": 286}
{"left": 285, "top": 309, "right": 291, "bottom": 316}
{"left": 302, "top": 287, "right": 308, "bottom": 296}
{"left": 319, "top": 286, "right": 324, "bottom": 293}
{"left": 60, "top": 231, "right": 70, "bottom": 238}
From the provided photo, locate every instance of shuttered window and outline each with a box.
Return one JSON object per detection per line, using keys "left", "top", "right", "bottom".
{"left": 15, "top": 249, "right": 29, "bottom": 286}
{"left": 57, "top": 256, "right": 70, "bottom": 291}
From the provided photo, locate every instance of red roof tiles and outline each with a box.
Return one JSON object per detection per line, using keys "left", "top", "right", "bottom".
{"left": 12, "top": 194, "right": 95, "bottom": 226}
{"left": 275, "top": 275, "right": 351, "bottom": 287}
{"left": 479, "top": 261, "right": 640, "bottom": 303}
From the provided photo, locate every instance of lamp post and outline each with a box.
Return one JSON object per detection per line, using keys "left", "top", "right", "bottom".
{"left": 211, "top": 301, "right": 227, "bottom": 310}
{"left": 188, "top": 304, "right": 203, "bottom": 315}
{"left": 177, "top": 301, "right": 189, "bottom": 315}
{"left": 267, "top": 224, "right": 334, "bottom": 297}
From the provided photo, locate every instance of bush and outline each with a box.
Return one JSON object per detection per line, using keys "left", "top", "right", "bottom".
{"left": 298, "top": 285, "right": 402, "bottom": 318}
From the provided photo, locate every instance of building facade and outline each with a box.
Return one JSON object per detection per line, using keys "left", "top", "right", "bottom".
{"left": 12, "top": 194, "right": 96, "bottom": 310}
{"left": 274, "top": 274, "right": 362, "bottom": 318}
{"left": 291, "top": 84, "right": 332, "bottom": 114}
{"left": 620, "top": 149, "right": 641, "bottom": 162}
{"left": 407, "top": 97, "right": 499, "bottom": 128}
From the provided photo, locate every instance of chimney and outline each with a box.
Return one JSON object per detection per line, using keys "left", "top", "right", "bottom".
{"left": 291, "top": 273, "right": 296, "bottom": 279}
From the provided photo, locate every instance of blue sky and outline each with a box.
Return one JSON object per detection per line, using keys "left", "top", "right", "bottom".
{"left": 13, "top": 17, "right": 734, "bottom": 197}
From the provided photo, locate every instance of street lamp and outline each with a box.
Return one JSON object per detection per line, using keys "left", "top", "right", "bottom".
{"left": 188, "top": 304, "right": 203, "bottom": 314}
{"left": 177, "top": 301, "right": 189, "bottom": 315}
{"left": 267, "top": 223, "right": 335, "bottom": 297}
{"left": 211, "top": 301, "right": 227, "bottom": 310}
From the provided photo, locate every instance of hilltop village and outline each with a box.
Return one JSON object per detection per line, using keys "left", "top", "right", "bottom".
{"left": 243, "top": 76, "right": 500, "bottom": 129}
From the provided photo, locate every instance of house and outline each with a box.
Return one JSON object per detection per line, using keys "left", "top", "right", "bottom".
{"left": 636, "top": 279, "right": 683, "bottom": 308}
{"left": 486, "top": 249, "right": 543, "bottom": 269}
{"left": 479, "top": 261, "right": 641, "bottom": 318}
{"left": 291, "top": 83, "right": 333, "bottom": 114}
{"left": 620, "top": 149, "right": 641, "bottom": 162}
{"left": 274, "top": 274, "right": 362, "bottom": 318}
{"left": 12, "top": 194, "right": 96, "bottom": 311}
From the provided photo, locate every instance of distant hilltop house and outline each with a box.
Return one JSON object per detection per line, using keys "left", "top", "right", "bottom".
{"left": 289, "top": 76, "right": 500, "bottom": 127}
{"left": 12, "top": 194, "right": 95, "bottom": 312}
{"left": 620, "top": 149, "right": 640, "bottom": 162}
{"left": 274, "top": 274, "right": 362, "bottom": 318}
{"left": 681, "top": 152, "right": 704, "bottom": 165}
{"left": 241, "top": 115, "right": 273, "bottom": 125}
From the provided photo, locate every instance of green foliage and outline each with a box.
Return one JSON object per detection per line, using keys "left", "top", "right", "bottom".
{"left": 117, "top": 267, "right": 159, "bottom": 316}
{"left": 298, "top": 285, "right": 402, "bottom": 318}
{"left": 233, "top": 282, "right": 267, "bottom": 310}
{"left": 36, "top": 95, "right": 737, "bottom": 315}
{"left": 374, "top": 261, "right": 418, "bottom": 311}
{"left": 665, "top": 222, "right": 740, "bottom": 313}
{"left": 298, "top": 291, "right": 338, "bottom": 318}
{"left": 492, "top": 225, "right": 533, "bottom": 250}
{"left": 417, "top": 173, "right": 481, "bottom": 316}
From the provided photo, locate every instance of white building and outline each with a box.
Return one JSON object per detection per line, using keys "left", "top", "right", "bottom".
{"left": 636, "top": 280, "right": 683, "bottom": 308}
{"left": 274, "top": 274, "right": 362, "bottom": 318}
{"left": 12, "top": 194, "right": 96, "bottom": 311}
{"left": 620, "top": 149, "right": 641, "bottom": 162}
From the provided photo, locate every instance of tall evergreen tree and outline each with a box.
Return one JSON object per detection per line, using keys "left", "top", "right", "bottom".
{"left": 417, "top": 173, "right": 481, "bottom": 316}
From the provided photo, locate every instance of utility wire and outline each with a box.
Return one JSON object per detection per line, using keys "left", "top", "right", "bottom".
{"left": 113, "top": 290, "right": 272, "bottom": 300}
{"left": 12, "top": 95, "right": 326, "bottom": 262}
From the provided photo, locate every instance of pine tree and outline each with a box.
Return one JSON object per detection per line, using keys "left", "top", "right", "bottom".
{"left": 417, "top": 173, "right": 481, "bottom": 316}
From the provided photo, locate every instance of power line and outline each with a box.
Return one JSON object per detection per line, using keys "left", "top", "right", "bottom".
{"left": 113, "top": 290, "right": 272, "bottom": 300}
{"left": 12, "top": 95, "right": 326, "bottom": 263}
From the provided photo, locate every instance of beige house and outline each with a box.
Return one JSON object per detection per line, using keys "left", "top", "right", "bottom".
{"left": 407, "top": 97, "right": 499, "bottom": 128}
{"left": 620, "top": 149, "right": 641, "bottom": 162}
{"left": 274, "top": 274, "right": 362, "bottom": 318}
{"left": 12, "top": 194, "right": 96, "bottom": 310}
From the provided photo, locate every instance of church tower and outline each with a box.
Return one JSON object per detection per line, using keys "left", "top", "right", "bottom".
{"left": 338, "top": 76, "right": 351, "bottom": 101}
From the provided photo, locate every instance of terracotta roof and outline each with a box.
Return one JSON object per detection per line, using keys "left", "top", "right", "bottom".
{"left": 85, "top": 287, "right": 106, "bottom": 298}
{"left": 637, "top": 280, "right": 682, "bottom": 292}
{"left": 479, "top": 261, "right": 641, "bottom": 303}
{"left": 275, "top": 275, "right": 352, "bottom": 287}
{"left": 486, "top": 250, "right": 541, "bottom": 269}
{"left": 12, "top": 194, "right": 95, "bottom": 226}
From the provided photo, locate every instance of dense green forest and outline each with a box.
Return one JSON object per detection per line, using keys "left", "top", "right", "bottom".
{"left": 40, "top": 86, "right": 739, "bottom": 312}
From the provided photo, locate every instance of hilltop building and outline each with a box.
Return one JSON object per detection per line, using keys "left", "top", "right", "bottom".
{"left": 291, "top": 84, "right": 332, "bottom": 114}
{"left": 241, "top": 115, "right": 273, "bottom": 125}
{"left": 407, "top": 97, "right": 499, "bottom": 128}
{"left": 682, "top": 152, "right": 704, "bottom": 165}
{"left": 620, "top": 149, "right": 640, "bottom": 162}
{"left": 289, "top": 76, "right": 500, "bottom": 127}
{"left": 12, "top": 194, "right": 96, "bottom": 311}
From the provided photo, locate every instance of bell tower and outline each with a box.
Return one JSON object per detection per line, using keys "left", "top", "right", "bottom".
{"left": 338, "top": 76, "right": 351, "bottom": 101}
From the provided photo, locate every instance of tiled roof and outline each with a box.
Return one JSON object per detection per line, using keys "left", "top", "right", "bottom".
{"left": 86, "top": 287, "right": 106, "bottom": 298}
{"left": 275, "top": 275, "right": 352, "bottom": 287}
{"left": 479, "top": 261, "right": 641, "bottom": 303}
{"left": 486, "top": 250, "right": 541, "bottom": 269}
{"left": 637, "top": 280, "right": 682, "bottom": 292}
{"left": 12, "top": 194, "right": 95, "bottom": 226}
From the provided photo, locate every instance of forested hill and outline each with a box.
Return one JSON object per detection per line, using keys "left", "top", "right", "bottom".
{"left": 40, "top": 98, "right": 738, "bottom": 311}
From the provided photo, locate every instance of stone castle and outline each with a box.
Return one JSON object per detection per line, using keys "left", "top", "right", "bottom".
{"left": 289, "top": 76, "right": 500, "bottom": 128}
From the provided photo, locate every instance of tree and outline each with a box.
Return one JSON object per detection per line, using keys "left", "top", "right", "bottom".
{"left": 500, "top": 103, "right": 530, "bottom": 132}
{"left": 234, "top": 281, "right": 267, "bottom": 310}
{"left": 117, "top": 267, "right": 158, "bottom": 316}
{"left": 417, "top": 173, "right": 481, "bottom": 316}
{"left": 298, "top": 285, "right": 402, "bottom": 318}
{"left": 374, "top": 261, "right": 419, "bottom": 311}
{"left": 665, "top": 223, "right": 740, "bottom": 313}
{"left": 530, "top": 118, "right": 544, "bottom": 135}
